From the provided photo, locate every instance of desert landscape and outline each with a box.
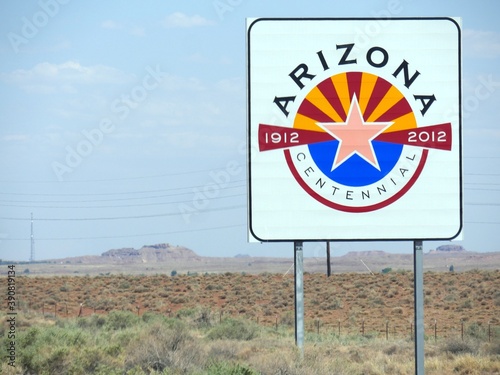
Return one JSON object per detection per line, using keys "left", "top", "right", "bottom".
{"left": 1, "top": 244, "right": 499, "bottom": 374}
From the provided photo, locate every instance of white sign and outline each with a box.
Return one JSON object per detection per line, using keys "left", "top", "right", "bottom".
{"left": 247, "top": 18, "right": 462, "bottom": 242}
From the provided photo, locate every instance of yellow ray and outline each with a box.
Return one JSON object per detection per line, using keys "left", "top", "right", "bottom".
{"left": 358, "top": 73, "right": 378, "bottom": 114}
{"left": 383, "top": 112, "right": 417, "bottom": 133}
{"left": 331, "top": 73, "right": 351, "bottom": 117}
{"left": 305, "top": 86, "right": 344, "bottom": 123}
{"left": 366, "top": 85, "right": 404, "bottom": 123}
{"left": 293, "top": 113, "right": 325, "bottom": 132}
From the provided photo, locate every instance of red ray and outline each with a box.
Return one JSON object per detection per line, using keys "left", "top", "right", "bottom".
{"left": 347, "top": 72, "right": 363, "bottom": 104}
{"left": 317, "top": 77, "right": 346, "bottom": 120}
{"left": 375, "top": 97, "right": 413, "bottom": 122}
{"left": 297, "top": 98, "right": 333, "bottom": 123}
{"left": 363, "top": 77, "right": 392, "bottom": 120}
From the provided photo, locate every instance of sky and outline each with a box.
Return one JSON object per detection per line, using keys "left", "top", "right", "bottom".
{"left": 0, "top": 0, "right": 499, "bottom": 262}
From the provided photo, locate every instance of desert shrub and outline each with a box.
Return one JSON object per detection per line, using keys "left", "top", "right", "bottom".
{"left": 493, "top": 291, "right": 500, "bottom": 306}
{"left": 484, "top": 341, "right": 500, "bottom": 355}
{"left": 196, "top": 307, "right": 213, "bottom": 327}
{"left": 17, "top": 326, "right": 74, "bottom": 375}
{"left": 207, "top": 318, "right": 259, "bottom": 341}
{"left": 67, "top": 347, "right": 104, "bottom": 374}
{"left": 118, "top": 280, "right": 131, "bottom": 289}
{"left": 207, "top": 340, "right": 243, "bottom": 361}
{"left": 76, "top": 313, "right": 106, "bottom": 329}
{"left": 280, "top": 311, "right": 295, "bottom": 327}
{"left": 440, "top": 338, "right": 478, "bottom": 355}
{"left": 465, "top": 322, "right": 487, "bottom": 340}
{"left": 105, "top": 310, "right": 140, "bottom": 330}
{"left": 141, "top": 311, "right": 170, "bottom": 324}
{"left": 205, "top": 361, "right": 259, "bottom": 375}
{"left": 176, "top": 307, "right": 197, "bottom": 319}
{"left": 124, "top": 321, "right": 202, "bottom": 374}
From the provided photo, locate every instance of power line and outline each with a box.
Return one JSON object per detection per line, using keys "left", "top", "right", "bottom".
{"left": 1, "top": 220, "right": 497, "bottom": 243}
{"left": 0, "top": 222, "right": 246, "bottom": 241}
{"left": 0, "top": 192, "right": 246, "bottom": 209}
{"left": 0, "top": 165, "right": 245, "bottom": 184}
{"left": 0, "top": 204, "right": 245, "bottom": 221}
{"left": 0, "top": 179, "right": 247, "bottom": 197}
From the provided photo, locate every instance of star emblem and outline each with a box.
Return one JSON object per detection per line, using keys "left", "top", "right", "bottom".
{"left": 317, "top": 94, "right": 393, "bottom": 171}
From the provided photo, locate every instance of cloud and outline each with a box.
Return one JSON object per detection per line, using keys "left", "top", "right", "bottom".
{"left": 101, "top": 20, "right": 145, "bottom": 37}
{"left": 101, "top": 20, "right": 122, "bottom": 29}
{"left": 463, "top": 29, "right": 500, "bottom": 58}
{"left": 1, "top": 61, "right": 133, "bottom": 93}
{"left": 1, "top": 134, "right": 30, "bottom": 142}
{"left": 163, "top": 12, "right": 215, "bottom": 28}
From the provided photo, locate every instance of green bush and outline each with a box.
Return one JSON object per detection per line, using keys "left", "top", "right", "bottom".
{"left": 105, "top": 310, "right": 140, "bottom": 330}
{"left": 466, "top": 322, "right": 487, "bottom": 340}
{"left": 208, "top": 318, "right": 259, "bottom": 341}
{"left": 77, "top": 313, "right": 106, "bottom": 329}
{"left": 124, "top": 320, "right": 200, "bottom": 373}
{"left": 206, "top": 361, "right": 259, "bottom": 375}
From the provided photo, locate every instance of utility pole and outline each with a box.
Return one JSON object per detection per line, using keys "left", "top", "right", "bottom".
{"left": 30, "top": 212, "right": 35, "bottom": 262}
{"left": 326, "top": 242, "right": 331, "bottom": 277}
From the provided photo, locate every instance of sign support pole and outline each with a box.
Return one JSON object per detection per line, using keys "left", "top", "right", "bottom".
{"left": 294, "top": 241, "right": 304, "bottom": 355}
{"left": 414, "top": 240, "right": 425, "bottom": 375}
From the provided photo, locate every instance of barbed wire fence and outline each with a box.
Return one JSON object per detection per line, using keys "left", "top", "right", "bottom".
{"left": 15, "top": 298, "right": 499, "bottom": 343}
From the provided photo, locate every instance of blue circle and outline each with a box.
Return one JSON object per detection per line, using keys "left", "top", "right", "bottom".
{"left": 308, "top": 140, "right": 403, "bottom": 187}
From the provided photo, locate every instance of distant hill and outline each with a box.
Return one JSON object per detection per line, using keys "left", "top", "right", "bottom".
{"left": 429, "top": 244, "right": 466, "bottom": 253}
{"left": 102, "top": 243, "right": 199, "bottom": 263}
{"left": 341, "top": 250, "right": 390, "bottom": 258}
{"left": 14, "top": 243, "right": 500, "bottom": 276}
{"left": 55, "top": 243, "right": 199, "bottom": 265}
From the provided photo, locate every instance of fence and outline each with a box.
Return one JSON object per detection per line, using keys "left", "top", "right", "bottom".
{"left": 14, "top": 299, "right": 499, "bottom": 343}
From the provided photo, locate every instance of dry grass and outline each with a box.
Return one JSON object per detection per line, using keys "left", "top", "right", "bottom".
{"left": 1, "top": 308, "right": 499, "bottom": 375}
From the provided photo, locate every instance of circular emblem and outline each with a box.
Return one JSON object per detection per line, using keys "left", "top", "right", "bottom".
{"left": 284, "top": 71, "right": 428, "bottom": 212}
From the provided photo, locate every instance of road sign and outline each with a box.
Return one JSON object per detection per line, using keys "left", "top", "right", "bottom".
{"left": 247, "top": 18, "right": 462, "bottom": 242}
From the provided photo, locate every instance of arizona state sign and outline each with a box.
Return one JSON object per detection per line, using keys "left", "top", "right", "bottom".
{"left": 247, "top": 18, "right": 462, "bottom": 241}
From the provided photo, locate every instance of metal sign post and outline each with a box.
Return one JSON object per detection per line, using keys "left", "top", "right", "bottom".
{"left": 294, "top": 241, "right": 304, "bottom": 354}
{"left": 414, "top": 240, "right": 425, "bottom": 374}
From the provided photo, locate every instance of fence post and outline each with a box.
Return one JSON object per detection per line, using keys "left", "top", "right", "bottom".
{"left": 42, "top": 303, "right": 45, "bottom": 316}
{"left": 461, "top": 320, "right": 464, "bottom": 341}
{"left": 316, "top": 319, "right": 320, "bottom": 335}
{"left": 386, "top": 320, "right": 389, "bottom": 340}
{"left": 362, "top": 319, "right": 365, "bottom": 336}
{"left": 488, "top": 322, "right": 491, "bottom": 343}
{"left": 338, "top": 320, "right": 341, "bottom": 337}
{"left": 434, "top": 319, "right": 437, "bottom": 342}
{"left": 54, "top": 303, "right": 57, "bottom": 318}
